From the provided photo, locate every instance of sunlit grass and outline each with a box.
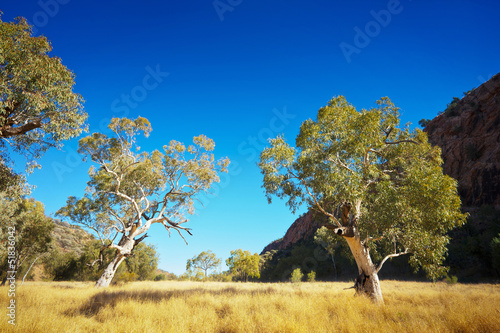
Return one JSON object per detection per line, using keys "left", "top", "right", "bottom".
{"left": 1, "top": 280, "right": 499, "bottom": 332}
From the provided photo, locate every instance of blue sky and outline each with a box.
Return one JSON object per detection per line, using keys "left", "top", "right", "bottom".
{"left": 2, "top": 0, "right": 499, "bottom": 275}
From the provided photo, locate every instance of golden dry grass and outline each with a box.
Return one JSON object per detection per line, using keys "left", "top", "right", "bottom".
{"left": 1, "top": 280, "right": 499, "bottom": 332}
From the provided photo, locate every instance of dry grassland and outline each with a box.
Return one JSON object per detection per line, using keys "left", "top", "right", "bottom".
{"left": 1, "top": 280, "right": 499, "bottom": 332}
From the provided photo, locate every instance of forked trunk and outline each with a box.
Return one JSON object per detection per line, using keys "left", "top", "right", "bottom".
{"left": 95, "top": 255, "right": 126, "bottom": 287}
{"left": 345, "top": 235, "right": 384, "bottom": 304}
{"left": 95, "top": 236, "right": 136, "bottom": 288}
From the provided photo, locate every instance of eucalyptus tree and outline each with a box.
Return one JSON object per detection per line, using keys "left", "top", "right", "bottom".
{"left": 57, "top": 117, "right": 229, "bottom": 287}
{"left": 259, "top": 96, "right": 467, "bottom": 303}
{"left": 226, "top": 249, "right": 260, "bottom": 282}
{"left": 186, "top": 250, "right": 221, "bottom": 279}
{"left": 0, "top": 195, "right": 54, "bottom": 285}
{"left": 0, "top": 16, "right": 87, "bottom": 173}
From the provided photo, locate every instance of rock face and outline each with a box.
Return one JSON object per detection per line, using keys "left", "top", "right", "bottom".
{"left": 424, "top": 73, "right": 500, "bottom": 208}
{"left": 261, "top": 73, "right": 500, "bottom": 255}
{"left": 260, "top": 211, "right": 322, "bottom": 254}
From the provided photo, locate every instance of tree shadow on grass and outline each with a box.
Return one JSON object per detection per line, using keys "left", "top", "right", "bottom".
{"left": 70, "top": 287, "right": 278, "bottom": 318}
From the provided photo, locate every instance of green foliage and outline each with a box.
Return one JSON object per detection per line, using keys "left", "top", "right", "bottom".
{"left": 42, "top": 239, "right": 159, "bottom": 282}
{"left": 442, "top": 97, "right": 461, "bottom": 117}
{"left": 226, "top": 249, "right": 260, "bottom": 282}
{"left": 122, "top": 243, "right": 159, "bottom": 281}
{"left": 307, "top": 270, "right": 316, "bottom": 282}
{"left": 444, "top": 274, "right": 458, "bottom": 284}
{"left": 259, "top": 96, "right": 467, "bottom": 281}
{"left": 186, "top": 250, "right": 221, "bottom": 279}
{"left": 154, "top": 273, "right": 168, "bottom": 281}
{"left": 418, "top": 119, "right": 431, "bottom": 128}
{"left": 57, "top": 117, "right": 229, "bottom": 285}
{"left": 290, "top": 268, "right": 303, "bottom": 283}
{"left": 446, "top": 206, "right": 500, "bottom": 280}
{"left": 0, "top": 15, "right": 87, "bottom": 171}
{"left": 0, "top": 195, "right": 54, "bottom": 282}
{"left": 491, "top": 235, "right": 500, "bottom": 276}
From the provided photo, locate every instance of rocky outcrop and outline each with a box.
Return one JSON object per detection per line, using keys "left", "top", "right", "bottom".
{"left": 424, "top": 73, "right": 500, "bottom": 208}
{"left": 260, "top": 211, "right": 322, "bottom": 254}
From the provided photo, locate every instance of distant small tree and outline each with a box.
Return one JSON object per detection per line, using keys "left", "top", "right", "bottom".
{"left": 226, "top": 249, "right": 260, "bottom": 282}
{"left": 418, "top": 119, "right": 431, "bottom": 128}
{"left": 307, "top": 270, "right": 316, "bottom": 282}
{"left": 290, "top": 268, "right": 303, "bottom": 283}
{"left": 186, "top": 250, "right": 221, "bottom": 279}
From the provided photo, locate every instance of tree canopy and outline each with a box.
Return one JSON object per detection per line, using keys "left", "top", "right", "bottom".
{"left": 226, "top": 249, "right": 260, "bottom": 282}
{"left": 259, "top": 96, "right": 467, "bottom": 301}
{"left": 0, "top": 15, "right": 87, "bottom": 172}
{"left": 57, "top": 117, "right": 229, "bottom": 287}
{"left": 0, "top": 194, "right": 54, "bottom": 284}
{"left": 186, "top": 250, "right": 221, "bottom": 279}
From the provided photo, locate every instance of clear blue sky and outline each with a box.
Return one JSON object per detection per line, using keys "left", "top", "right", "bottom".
{"left": 2, "top": 0, "right": 499, "bottom": 275}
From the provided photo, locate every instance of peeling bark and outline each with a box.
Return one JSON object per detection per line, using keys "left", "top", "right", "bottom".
{"left": 345, "top": 235, "right": 384, "bottom": 304}
{"left": 95, "top": 235, "right": 136, "bottom": 288}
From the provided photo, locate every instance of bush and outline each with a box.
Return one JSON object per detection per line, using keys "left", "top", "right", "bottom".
{"left": 443, "top": 97, "right": 461, "bottom": 117}
{"left": 307, "top": 271, "right": 316, "bottom": 282}
{"left": 491, "top": 236, "right": 500, "bottom": 276}
{"left": 444, "top": 274, "right": 458, "bottom": 284}
{"left": 290, "top": 268, "right": 303, "bottom": 283}
{"left": 154, "top": 274, "right": 168, "bottom": 281}
{"left": 418, "top": 119, "right": 431, "bottom": 128}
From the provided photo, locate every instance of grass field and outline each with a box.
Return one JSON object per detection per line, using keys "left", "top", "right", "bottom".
{"left": 1, "top": 280, "right": 499, "bottom": 332}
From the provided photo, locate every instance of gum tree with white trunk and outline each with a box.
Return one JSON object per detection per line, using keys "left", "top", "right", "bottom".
{"left": 259, "top": 96, "right": 467, "bottom": 303}
{"left": 57, "top": 117, "right": 229, "bottom": 287}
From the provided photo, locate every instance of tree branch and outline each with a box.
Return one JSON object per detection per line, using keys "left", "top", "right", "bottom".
{"left": 376, "top": 250, "right": 409, "bottom": 273}
{"left": 0, "top": 118, "right": 42, "bottom": 138}
{"left": 286, "top": 166, "right": 341, "bottom": 227}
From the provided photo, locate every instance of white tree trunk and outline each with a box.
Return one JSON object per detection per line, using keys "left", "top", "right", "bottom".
{"left": 345, "top": 234, "right": 384, "bottom": 304}
{"left": 95, "top": 237, "right": 136, "bottom": 288}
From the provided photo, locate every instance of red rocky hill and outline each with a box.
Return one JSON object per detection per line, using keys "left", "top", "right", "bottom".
{"left": 424, "top": 73, "right": 500, "bottom": 208}
{"left": 261, "top": 73, "right": 500, "bottom": 255}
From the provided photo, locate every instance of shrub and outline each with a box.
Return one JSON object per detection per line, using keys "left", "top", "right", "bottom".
{"left": 444, "top": 274, "right": 458, "bottom": 284}
{"left": 154, "top": 274, "right": 168, "bottom": 281}
{"left": 418, "top": 119, "right": 431, "bottom": 128}
{"left": 290, "top": 268, "right": 303, "bottom": 283}
{"left": 444, "top": 97, "right": 461, "bottom": 117}
{"left": 307, "top": 271, "right": 316, "bottom": 282}
{"left": 491, "top": 236, "right": 500, "bottom": 276}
